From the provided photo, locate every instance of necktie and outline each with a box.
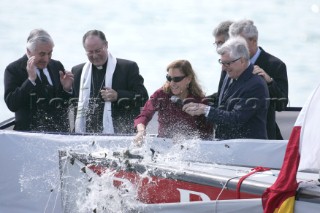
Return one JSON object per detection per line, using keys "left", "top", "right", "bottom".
{"left": 38, "top": 69, "right": 54, "bottom": 100}
{"left": 218, "top": 77, "right": 236, "bottom": 106}
{"left": 39, "top": 69, "right": 50, "bottom": 86}
{"left": 219, "top": 76, "right": 231, "bottom": 105}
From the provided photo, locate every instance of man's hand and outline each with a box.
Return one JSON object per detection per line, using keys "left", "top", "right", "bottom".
{"left": 253, "top": 65, "right": 273, "bottom": 83}
{"left": 182, "top": 102, "right": 208, "bottom": 116}
{"left": 59, "top": 71, "right": 74, "bottom": 92}
{"left": 101, "top": 87, "right": 118, "bottom": 102}
{"left": 26, "top": 56, "right": 37, "bottom": 82}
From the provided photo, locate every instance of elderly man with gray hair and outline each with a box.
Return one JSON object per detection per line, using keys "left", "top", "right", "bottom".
{"left": 229, "top": 19, "right": 288, "bottom": 140}
{"left": 183, "top": 36, "right": 269, "bottom": 140}
{"left": 4, "top": 28, "right": 74, "bottom": 132}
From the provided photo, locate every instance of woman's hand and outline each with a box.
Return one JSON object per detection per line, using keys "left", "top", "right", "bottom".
{"left": 134, "top": 123, "right": 146, "bottom": 146}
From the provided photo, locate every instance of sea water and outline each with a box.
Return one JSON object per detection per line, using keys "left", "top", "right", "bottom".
{"left": 18, "top": 134, "right": 204, "bottom": 212}
{"left": 0, "top": 0, "right": 320, "bottom": 122}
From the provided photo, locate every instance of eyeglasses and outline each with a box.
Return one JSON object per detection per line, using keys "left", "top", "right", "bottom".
{"left": 213, "top": 41, "right": 224, "bottom": 48}
{"left": 218, "top": 57, "right": 241, "bottom": 67}
{"left": 38, "top": 51, "right": 53, "bottom": 58}
{"left": 166, "top": 75, "right": 186, "bottom": 83}
{"left": 85, "top": 46, "right": 105, "bottom": 56}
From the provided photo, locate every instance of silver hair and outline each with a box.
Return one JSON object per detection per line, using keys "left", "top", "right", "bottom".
{"left": 229, "top": 19, "right": 258, "bottom": 40}
{"left": 26, "top": 29, "right": 54, "bottom": 52}
{"left": 212, "top": 20, "right": 234, "bottom": 40}
{"left": 217, "top": 36, "right": 250, "bottom": 60}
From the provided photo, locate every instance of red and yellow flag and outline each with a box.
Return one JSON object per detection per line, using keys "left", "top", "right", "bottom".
{"left": 262, "top": 83, "right": 320, "bottom": 213}
{"left": 261, "top": 126, "right": 300, "bottom": 213}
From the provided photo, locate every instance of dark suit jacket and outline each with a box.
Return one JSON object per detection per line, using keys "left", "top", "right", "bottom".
{"left": 4, "top": 55, "right": 71, "bottom": 131}
{"left": 255, "top": 47, "right": 288, "bottom": 139}
{"left": 72, "top": 58, "right": 149, "bottom": 134}
{"left": 207, "top": 64, "right": 269, "bottom": 140}
{"left": 208, "top": 47, "right": 288, "bottom": 139}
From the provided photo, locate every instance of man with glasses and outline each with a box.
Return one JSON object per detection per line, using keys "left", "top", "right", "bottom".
{"left": 213, "top": 20, "right": 234, "bottom": 49}
{"left": 229, "top": 19, "right": 288, "bottom": 140}
{"left": 72, "top": 30, "right": 148, "bottom": 134}
{"left": 183, "top": 37, "right": 269, "bottom": 140}
{"left": 207, "top": 20, "right": 234, "bottom": 106}
{"left": 4, "top": 29, "right": 74, "bottom": 132}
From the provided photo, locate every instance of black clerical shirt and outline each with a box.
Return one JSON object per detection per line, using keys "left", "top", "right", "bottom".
{"left": 86, "top": 62, "right": 107, "bottom": 133}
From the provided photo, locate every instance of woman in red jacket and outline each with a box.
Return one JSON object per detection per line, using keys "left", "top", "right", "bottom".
{"left": 134, "top": 59, "right": 213, "bottom": 145}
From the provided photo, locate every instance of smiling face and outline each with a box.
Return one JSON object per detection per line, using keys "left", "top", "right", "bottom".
{"left": 84, "top": 35, "right": 108, "bottom": 66}
{"left": 27, "top": 41, "right": 53, "bottom": 69}
{"left": 167, "top": 68, "right": 191, "bottom": 99}
{"left": 220, "top": 53, "right": 246, "bottom": 79}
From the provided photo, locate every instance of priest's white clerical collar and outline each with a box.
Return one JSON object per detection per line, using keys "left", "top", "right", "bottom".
{"left": 94, "top": 60, "right": 107, "bottom": 70}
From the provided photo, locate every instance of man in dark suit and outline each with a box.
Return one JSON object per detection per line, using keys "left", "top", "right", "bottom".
{"left": 72, "top": 30, "right": 148, "bottom": 134}
{"left": 4, "top": 29, "right": 74, "bottom": 132}
{"left": 229, "top": 19, "right": 288, "bottom": 139}
{"left": 183, "top": 37, "right": 269, "bottom": 140}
